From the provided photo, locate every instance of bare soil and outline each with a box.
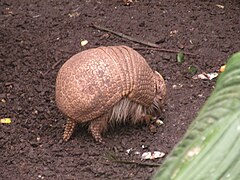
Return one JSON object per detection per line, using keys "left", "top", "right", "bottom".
{"left": 1, "top": 0, "right": 240, "bottom": 179}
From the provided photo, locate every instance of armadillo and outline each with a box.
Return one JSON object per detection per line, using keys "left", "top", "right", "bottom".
{"left": 55, "top": 45, "right": 166, "bottom": 142}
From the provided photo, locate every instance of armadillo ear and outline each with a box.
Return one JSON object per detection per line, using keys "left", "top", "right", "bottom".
{"left": 154, "top": 71, "right": 166, "bottom": 98}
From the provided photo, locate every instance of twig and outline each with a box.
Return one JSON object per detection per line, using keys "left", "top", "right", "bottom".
{"left": 92, "top": 24, "right": 159, "bottom": 48}
{"left": 51, "top": 59, "right": 62, "bottom": 69}
{"left": 42, "top": 60, "right": 62, "bottom": 76}
{"left": 107, "top": 153, "right": 161, "bottom": 167}
{"left": 133, "top": 47, "right": 196, "bottom": 56}
{"left": 91, "top": 24, "right": 196, "bottom": 56}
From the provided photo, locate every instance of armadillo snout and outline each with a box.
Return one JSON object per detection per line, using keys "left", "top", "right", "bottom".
{"left": 147, "top": 71, "right": 166, "bottom": 115}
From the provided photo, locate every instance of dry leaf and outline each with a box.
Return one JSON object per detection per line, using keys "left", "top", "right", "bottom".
{"left": 216, "top": 4, "right": 224, "bottom": 9}
{"left": 0, "top": 118, "right": 11, "bottom": 124}
{"left": 220, "top": 65, "right": 226, "bottom": 72}
{"left": 68, "top": 12, "right": 80, "bottom": 18}
{"left": 80, "top": 40, "right": 88, "bottom": 46}
{"left": 193, "top": 72, "right": 218, "bottom": 80}
{"left": 141, "top": 151, "right": 165, "bottom": 160}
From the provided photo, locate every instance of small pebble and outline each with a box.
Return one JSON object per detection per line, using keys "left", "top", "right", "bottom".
{"left": 162, "top": 54, "right": 171, "bottom": 60}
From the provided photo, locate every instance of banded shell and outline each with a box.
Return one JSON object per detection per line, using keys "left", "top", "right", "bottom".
{"left": 55, "top": 45, "right": 166, "bottom": 142}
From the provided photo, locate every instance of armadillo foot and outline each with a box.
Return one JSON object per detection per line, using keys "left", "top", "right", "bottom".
{"left": 143, "top": 114, "right": 152, "bottom": 124}
{"left": 63, "top": 118, "right": 76, "bottom": 141}
{"left": 89, "top": 118, "right": 107, "bottom": 143}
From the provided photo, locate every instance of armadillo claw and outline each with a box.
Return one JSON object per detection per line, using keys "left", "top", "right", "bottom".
{"left": 63, "top": 118, "right": 76, "bottom": 141}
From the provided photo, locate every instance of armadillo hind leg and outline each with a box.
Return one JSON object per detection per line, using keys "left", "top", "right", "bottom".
{"left": 63, "top": 118, "right": 76, "bottom": 141}
{"left": 89, "top": 115, "right": 108, "bottom": 143}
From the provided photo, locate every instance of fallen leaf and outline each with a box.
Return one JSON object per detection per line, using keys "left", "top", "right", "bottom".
{"left": 141, "top": 151, "right": 165, "bottom": 160}
{"left": 80, "top": 40, "right": 88, "bottom": 46}
{"left": 216, "top": 4, "right": 224, "bottom": 9}
{"left": 68, "top": 12, "right": 80, "bottom": 18}
{"left": 220, "top": 65, "right": 226, "bottom": 72}
{"left": 188, "top": 65, "right": 198, "bottom": 74}
{"left": 192, "top": 72, "right": 218, "bottom": 80}
{"left": 177, "top": 52, "right": 184, "bottom": 63}
{"left": 0, "top": 118, "right": 11, "bottom": 124}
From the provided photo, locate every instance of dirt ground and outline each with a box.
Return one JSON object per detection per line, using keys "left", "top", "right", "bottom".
{"left": 1, "top": 0, "right": 240, "bottom": 179}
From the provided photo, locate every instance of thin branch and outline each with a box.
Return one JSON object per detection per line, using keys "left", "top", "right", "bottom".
{"left": 92, "top": 24, "right": 159, "bottom": 48}
{"left": 133, "top": 47, "right": 196, "bottom": 56}
{"left": 91, "top": 24, "right": 196, "bottom": 56}
{"left": 51, "top": 59, "right": 62, "bottom": 69}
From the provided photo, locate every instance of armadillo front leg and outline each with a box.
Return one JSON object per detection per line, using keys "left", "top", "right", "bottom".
{"left": 63, "top": 118, "right": 76, "bottom": 141}
{"left": 89, "top": 115, "right": 108, "bottom": 143}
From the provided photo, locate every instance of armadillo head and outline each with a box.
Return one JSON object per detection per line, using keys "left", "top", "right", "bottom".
{"left": 150, "top": 71, "right": 166, "bottom": 115}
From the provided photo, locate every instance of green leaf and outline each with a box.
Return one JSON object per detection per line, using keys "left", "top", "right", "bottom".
{"left": 177, "top": 52, "right": 185, "bottom": 63}
{"left": 152, "top": 52, "right": 240, "bottom": 180}
{"left": 188, "top": 65, "right": 198, "bottom": 75}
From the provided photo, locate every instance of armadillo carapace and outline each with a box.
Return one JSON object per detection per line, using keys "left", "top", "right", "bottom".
{"left": 55, "top": 45, "right": 166, "bottom": 142}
